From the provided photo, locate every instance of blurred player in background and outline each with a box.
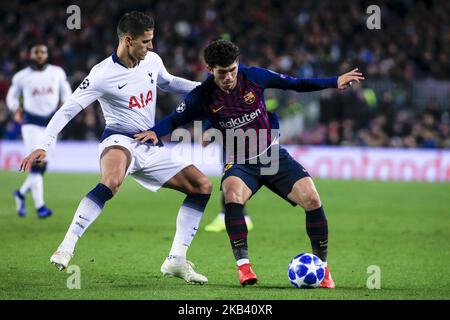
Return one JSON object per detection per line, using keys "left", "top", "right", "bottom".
{"left": 21, "top": 11, "right": 211, "bottom": 284}
{"left": 142, "top": 39, "right": 364, "bottom": 288}
{"left": 6, "top": 43, "right": 72, "bottom": 218}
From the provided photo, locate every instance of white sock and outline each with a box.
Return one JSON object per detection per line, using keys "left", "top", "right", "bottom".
{"left": 58, "top": 231, "right": 79, "bottom": 254}
{"left": 59, "top": 197, "right": 103, "bottom": 253}
{"left": 30, "top": 174, "right": 44, "bottom": 209}
{"left": 19, "top": 174, "right": 36, "bottom": 196}
{"left": 169, "top": 205, "right": 203, "bottom": 259}
{"left": 237, "top": 259, "right": 250, "bottom": 266}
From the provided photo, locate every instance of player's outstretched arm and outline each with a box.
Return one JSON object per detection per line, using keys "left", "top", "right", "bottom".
{"left": 134, "top": 107, "right": 198, "bottom": 145}
{"left": 337, "top": 68, "right": 365, "bottom": 90}
{"left": 247, "top": 66, "right": 364, "bottom": 93}
{"left": 135, "top": 86, "right": 204, "bottom": 145}
{"left": 20, "top": 149, "right": 46, "bottom": 172}
{"left": 137, "top": 89, "right": 203, "bottom": 145}
{"left": 134, "top": 112, "right": 185, "bottom": 146}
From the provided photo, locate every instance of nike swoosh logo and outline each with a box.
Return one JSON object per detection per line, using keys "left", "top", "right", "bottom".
{"left": 78, "top": 215, "right": 89, "bottom": 221}
{"left": 212, "top": 106, "right": 224, "bottom": 113}
{"left": 118, "top": 83, "right": 128, "bottom": 89}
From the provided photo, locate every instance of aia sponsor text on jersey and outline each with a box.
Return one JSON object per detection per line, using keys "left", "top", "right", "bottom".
{"left": 129, "top": 89, "right": 153, "bottom": 109}
{"left": 32, "top": 86, "right": 54, "bottom": 96}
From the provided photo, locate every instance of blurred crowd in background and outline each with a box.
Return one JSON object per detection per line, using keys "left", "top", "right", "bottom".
{"left": 0, "top": 0, "right": 449, "bottom": 148}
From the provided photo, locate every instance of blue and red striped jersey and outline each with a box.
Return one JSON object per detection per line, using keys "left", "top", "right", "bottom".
{"left": 153, "top": 65, "right": 337, "bottom": 162}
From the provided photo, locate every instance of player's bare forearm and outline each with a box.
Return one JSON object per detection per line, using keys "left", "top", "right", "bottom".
{"left": 133, "top": 130, "right": 159, "bottom": 145}
{"left": 20, "top": 149, "right": 46, "bottom": 172}
{"left": 337, "top": 68, "right": 365, "bottom": 90}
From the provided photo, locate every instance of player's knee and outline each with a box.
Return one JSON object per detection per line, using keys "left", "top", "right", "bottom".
{"left": 197, "top": 177, "right": 213, "bottom": 194}
{"left": 186, "top": 175, "right": 212, "bottom": 194}
{"left": 223, "top": 189, "right": 243, "bottom": 204}
{"left": 302, "top": 191, "right": 322, "bottom": 211}
{"left": 101, "top": 177, "right": 123, "bottom": 194}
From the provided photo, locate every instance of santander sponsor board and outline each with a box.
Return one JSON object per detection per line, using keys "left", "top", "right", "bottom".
{"left": 1, "top": 141, "right": 449, "bottom": 182}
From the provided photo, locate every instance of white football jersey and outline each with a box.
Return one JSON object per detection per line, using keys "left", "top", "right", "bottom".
{"left": 6, "top": 64, "right": 72, "bottom": 115}
{"left": 69, "top": 51, "right": 197, "bottom": 133}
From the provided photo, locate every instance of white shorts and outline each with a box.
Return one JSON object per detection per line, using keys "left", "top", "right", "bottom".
{"left": 22, "top": 124, "right": 57, "bottom": 160}
{"left": 98, "top": 134, "right": 192, "bottom": 192}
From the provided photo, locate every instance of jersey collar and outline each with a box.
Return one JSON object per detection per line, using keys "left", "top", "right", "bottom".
{"left": 29, "top": 63, "right": 48, "bottom": 71}
{"left": 111, "top": 51, "right": 129, "bottom": 69}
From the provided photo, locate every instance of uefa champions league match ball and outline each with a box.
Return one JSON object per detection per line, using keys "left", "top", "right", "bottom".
{"left": 288, "top": 253, "right": 325, "bottom": 288}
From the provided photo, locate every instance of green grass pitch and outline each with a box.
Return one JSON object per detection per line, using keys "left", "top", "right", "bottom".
{"left": 0, "top": 170, "right": 449, "bottom": 300}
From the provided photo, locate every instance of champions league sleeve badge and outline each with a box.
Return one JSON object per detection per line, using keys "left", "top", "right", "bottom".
{"left": 79, "top": 78, "right": 90, "bottom": 89}
{"left": 176, "top": 101, "right": 186, "bottom": 113}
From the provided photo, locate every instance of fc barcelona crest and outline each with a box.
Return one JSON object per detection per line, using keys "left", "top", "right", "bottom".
{"left": 243, "top": 91, "right": 255, "bottom": 104}
{"left": 223, "top": 163, "right": 233, "bottom": 173}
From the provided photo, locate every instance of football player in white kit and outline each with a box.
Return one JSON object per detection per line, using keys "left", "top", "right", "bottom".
{"left": 7, "top": 43, "right": 72, "bottom": 218}
{"left": 21, "top": 12, "right": 212, "bottom": 284}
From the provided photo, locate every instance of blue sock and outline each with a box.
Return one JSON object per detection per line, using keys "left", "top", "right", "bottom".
{"left": 86, "top": 183, "right": 113, "bottom": 209}
{"left": 182, "top": 193, "right": 210, "bottom": 212}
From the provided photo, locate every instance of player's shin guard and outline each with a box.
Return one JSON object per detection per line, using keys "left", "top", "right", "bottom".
{"left": 224, "top": 203, "right": 249, "bottom": 261}
{"left": 60, "top": 183, "right": 113, "bottom": 253}
{"left": 169, "top": 193, "right": 211, "bottom": 258}
{"left": 305, "top": 206, "right": 328, "bottom": 262}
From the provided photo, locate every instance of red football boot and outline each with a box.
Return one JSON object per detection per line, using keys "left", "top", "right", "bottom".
{"left": 319, "top": 266, "right": 336, "bottom": 288}
{"left": 237, "top": 263, "right": 258, "bottom": 286}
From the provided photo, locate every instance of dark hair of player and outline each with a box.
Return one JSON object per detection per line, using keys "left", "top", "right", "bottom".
{"left": 204, "top": 39, "right": 240, "bottom": 68}
{"left": 117, "top": 11, "right": 154, "bottom": 39}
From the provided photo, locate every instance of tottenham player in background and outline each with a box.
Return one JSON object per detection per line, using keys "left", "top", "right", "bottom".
{"left": 7, "top": 43, "right": 72, "bottom": 218}
{"left": 21, "top": 12, "right": 212, "bottom": 284}
{"left": 140, "top": 39, "right": 364, "bottom": 288}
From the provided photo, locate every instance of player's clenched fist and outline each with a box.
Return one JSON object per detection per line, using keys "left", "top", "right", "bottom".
{"left": 133, "top": 130, "right": 159, "bottom": 145}
{"left": 20, "top": 149, "right": 46, "bottom": 172}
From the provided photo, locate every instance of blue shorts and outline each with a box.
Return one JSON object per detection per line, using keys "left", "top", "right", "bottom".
{"left": 221, "top": 146, "right": 311, "bottom": 206}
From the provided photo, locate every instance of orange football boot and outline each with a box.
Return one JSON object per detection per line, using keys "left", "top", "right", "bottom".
{"left": 319, "top": 266, "right": 336, "bottom": 288}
